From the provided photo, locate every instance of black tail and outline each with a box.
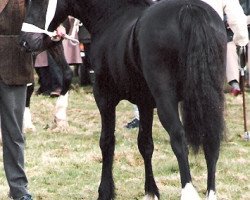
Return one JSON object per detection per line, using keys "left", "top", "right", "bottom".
{"left": 178, "top": 3, "right": 226, "bottom": 153}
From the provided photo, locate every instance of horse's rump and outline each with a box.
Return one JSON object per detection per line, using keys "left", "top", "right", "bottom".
{"left": 136, "top": 0, "right": 227, "bottom": 152}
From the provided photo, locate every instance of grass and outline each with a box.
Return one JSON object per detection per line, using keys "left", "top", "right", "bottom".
{"left": 0, "top": 80, "right": 250, "bottom": 200}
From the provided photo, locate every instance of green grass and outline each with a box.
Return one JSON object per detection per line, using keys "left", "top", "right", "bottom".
{"left": 0, "top": 82, "right": 249, "bottom": 200}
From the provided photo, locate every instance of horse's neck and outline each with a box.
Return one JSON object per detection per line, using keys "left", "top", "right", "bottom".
{"left": 72, "top": 0, "right": 151, "bottom": 34}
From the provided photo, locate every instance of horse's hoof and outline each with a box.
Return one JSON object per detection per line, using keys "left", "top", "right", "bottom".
{"left": 181, "top": 183, "right": 201, "bottom": 200}
{"left": 206, "top": 190, "right": 217, "bottom": 200}
{"left": 143, "top": 194, "right": 159, "bottom": 200}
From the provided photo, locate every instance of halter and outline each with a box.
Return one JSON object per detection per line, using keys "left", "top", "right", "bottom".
{"left": 21, "top": 0, "right": 79, "bottom": 45}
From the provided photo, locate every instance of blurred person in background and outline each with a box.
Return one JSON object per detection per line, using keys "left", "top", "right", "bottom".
{"left": 125, "top": 104, "right": 140, "bottom": 129}
{"left": 78, "top": 23, "right": 93, "bottom": 85}
{"left": 201, "top": 0, "right": 249, "bottom": 96}
{"left": 34, "top": 51, "right": 51, "bottom": 96}
{"left": 240, "top": 0, "right": 250, "bottom": 88}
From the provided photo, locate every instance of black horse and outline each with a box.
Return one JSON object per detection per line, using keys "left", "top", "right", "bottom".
{"left": 20, "top": 0, "right": 227, "bottom": 199}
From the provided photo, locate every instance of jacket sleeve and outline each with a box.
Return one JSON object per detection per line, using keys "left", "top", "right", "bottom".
{"left": 224, "top": 0, "right": 249, "bottom": 46}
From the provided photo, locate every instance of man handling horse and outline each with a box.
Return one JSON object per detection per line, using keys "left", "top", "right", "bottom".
{"left": 0, "top": 0, "right": 33, "bottom": 199}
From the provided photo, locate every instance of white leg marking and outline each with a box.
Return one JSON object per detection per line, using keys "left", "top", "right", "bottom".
{"left": 54, "top": 92, "right": 69, "bottom": 128}
{"left": 181, "top": 182, "right": 201, "bottom": 200}
{"left": 143, "top": 194, "right": 159, "bottom": 200}
{"left": 55, "top": 92, "right": 68, "bottom": 121}
{"left": 206, "top": 190, "right": 217, "bottom": 200}
{"left": 23, "top": 107, "right": 36, "bottom": 133}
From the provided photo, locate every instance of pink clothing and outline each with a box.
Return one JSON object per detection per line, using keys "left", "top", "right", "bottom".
{"left": 226, "top": 41, "right": 240, "bottom": 82}
{"left": 62, "top": 17, "right": 82, "bottom": 65}
{"left": 34, "top": 51, "right": 48, "bottom": 67}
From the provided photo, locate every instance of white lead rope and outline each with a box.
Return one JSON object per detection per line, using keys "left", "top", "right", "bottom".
{"left": 21, "top": 0, "right": 79, "bottom": 46}
{"left": 21, "top": 23, "right": 79, "bottom": 45}
{"left": 69, "top": 18, "right": 82, "bottom": 45}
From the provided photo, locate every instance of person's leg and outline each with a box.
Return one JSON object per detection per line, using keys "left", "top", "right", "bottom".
{"left": 125, "top": 104, "right": 140, "bottom": 129}
{"left": 226, "top": 41, "right": 241, "bottom": 96}
{"left": 48, "top": 53, "right": 63, "bottom": 97}
{"left": 247, "top": 42, "right": 250, "bottom": 87}
{"left": 35, "top": 67, "right": 51, "bottom": 95}
{"left": 0, "top": 82, "right": 32, "bottom": 199}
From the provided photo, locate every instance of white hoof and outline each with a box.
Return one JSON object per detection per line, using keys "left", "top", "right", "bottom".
{"left": 54, "top": 117, "right": 68, "bottom": 128}
{"left": 143, "top": 194, "right": 159, "bottom": 200}
{"left": 181, "top": 183, "right": 201, "bottom": 200}
{"left": 206, "top": 190, "right": 217, "bottom": 200}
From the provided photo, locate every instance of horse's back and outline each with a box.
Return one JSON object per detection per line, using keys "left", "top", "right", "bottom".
{"left": 137, "top": 0, "right": 224, "bottom": 51}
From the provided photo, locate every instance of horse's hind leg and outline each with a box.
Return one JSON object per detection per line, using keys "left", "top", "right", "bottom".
{"left": 203, "top": 138, "right": 220, "bottom": 200}
{"left": 137, "top": 105, "right": 159, "bottom": 200}
{"left": 156, "top": 98, "right": 201, "bottom": 200}
{"left": 94, "top": 86, "right": 118, "bottom": 200}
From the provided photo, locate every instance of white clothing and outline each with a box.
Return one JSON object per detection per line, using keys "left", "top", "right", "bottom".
{"left": 133, "top": 104, "right": 139, "bottom": 120}
{"left": 226, "top": 41, "right": 240, "bottom": 82}
{"left": 202, "top": 0, "right": 248, "bottom": 46}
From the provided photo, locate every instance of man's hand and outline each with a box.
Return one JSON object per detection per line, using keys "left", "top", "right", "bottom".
{"left": 56, "top": 25, "right": 66, "bottom": 38}
{"left": 51, "top": 25, "right": 66, "bottom": 42}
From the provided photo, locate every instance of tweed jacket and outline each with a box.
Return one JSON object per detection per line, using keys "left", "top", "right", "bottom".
{"left": 0, "top": 0, "right": 33, "bottom": 85}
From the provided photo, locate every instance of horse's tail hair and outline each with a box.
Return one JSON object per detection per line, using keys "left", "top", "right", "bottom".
{"left": 178, "top": 3, "right": 226, "bottom": 153}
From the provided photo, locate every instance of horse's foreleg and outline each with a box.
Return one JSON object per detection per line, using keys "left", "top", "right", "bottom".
{"left": 156, "top": 101, "right": 200, "bottom": 200}
{"left": 203, "top": 138, "right": 220, "bottom": 200}
{"left": 94, "top": 89, "right": 117, "bottom": 200}
{"left": 137, "top": 105, "right": 159, "bottom": 199}
{"left": 47, "top": 42, "right": 73, "bottom": 95}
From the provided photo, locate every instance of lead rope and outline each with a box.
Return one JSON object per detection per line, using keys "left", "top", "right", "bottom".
{"left": 21, "top": 0, "right": 78, "bottom": 45}
{"left": 21, "top": 22, "right": 79, "bottom": 45}
{"left": 69, "top": 18, "right": 82, "bottom": 45}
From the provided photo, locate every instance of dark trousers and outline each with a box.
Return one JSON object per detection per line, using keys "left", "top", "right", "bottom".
{"left": 48, "top": 52, "right": 63, "bottom": 91}
{"left": 35, "top": 66, "right": 51, "bottom": 94}
{"left": 0, "top": 82, "right": 29, "bottom": 199}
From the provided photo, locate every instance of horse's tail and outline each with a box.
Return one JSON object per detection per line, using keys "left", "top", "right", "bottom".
{"left": 178, "top": 3, "right": 226, "bottom": 153}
